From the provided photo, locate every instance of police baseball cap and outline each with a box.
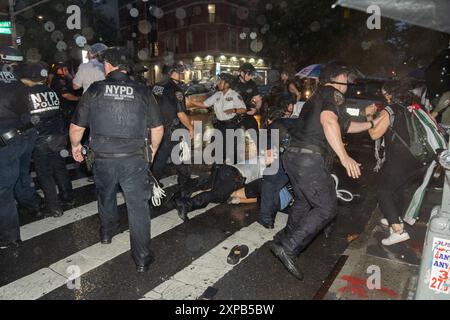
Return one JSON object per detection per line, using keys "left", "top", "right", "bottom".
{"left": 103, "top": 47, "right": 131, "bottom": 70}
{"left": 239, "top": 62, "right": 257, "bottom": 76}
{"left": 17, "top": 62, "right": 49, "bottom": 81}
{"left": 0, "top": 46, "right": 24, "bottom": 63}
{"left": 218, "top": 73, "right": 234, "bottom": 85}
{"left": 164, "top": 63, "right": 184, "bottom": 75}
{"left": 89, "top": 43, "right": 108, "bottom": 56}
{"left": 319, "top": 61, "right": 352, "bottom": 84}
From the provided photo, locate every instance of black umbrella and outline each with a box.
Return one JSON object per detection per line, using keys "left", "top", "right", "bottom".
{"left": 334, "top": 0, "right": 450, "bottom": 34}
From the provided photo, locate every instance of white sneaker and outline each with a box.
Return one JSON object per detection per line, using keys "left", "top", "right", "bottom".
{"left": 381, "top": 231, "right": 410, "bottom": 246}
{"left": 380, "top": 218, "right": 404, "bottom": 228}
{"left": 227, "top": 197, "right": 241, "bottom": 205}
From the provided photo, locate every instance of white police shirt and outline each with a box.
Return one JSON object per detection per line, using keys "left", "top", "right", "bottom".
{"left": 73, "top": 59, "right": 106, "bottom": 93}
{"left": 203, "top": 89, "right": 245, "bottom": 121}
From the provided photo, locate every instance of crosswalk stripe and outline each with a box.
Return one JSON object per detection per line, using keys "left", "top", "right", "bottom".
{"left": 141, "top": 213, "right": 288, "bottom": 300}
{"left": 0, "top": 203, "right": 219, "bottom": 300}
{"left": 21, "top": 175, "right": 180, "bottom": 242}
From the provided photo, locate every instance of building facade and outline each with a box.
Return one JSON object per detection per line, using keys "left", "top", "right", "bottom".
{"left": 119, "top": 0, "right": 269, "bottom": 84}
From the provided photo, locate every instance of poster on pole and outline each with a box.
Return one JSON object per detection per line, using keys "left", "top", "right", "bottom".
{"left": 429, "top": 237, "right": 450, "bottom": 294}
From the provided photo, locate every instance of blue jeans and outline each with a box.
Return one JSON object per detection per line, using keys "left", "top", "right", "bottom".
{"left": 259, "top": 162, "right": 290, "bottom": 225}
{"left": 0, "top": 129, "right": 38, "bottom": 242}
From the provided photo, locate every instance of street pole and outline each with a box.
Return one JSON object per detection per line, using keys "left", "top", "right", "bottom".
{"left": 8, "top": 0, "right": 17, "bottom": 48}
{"left": 415, "top": 138, "right": 450, "bottom": 300}
{"left": 5, "top": 0, "right": 52, "bottom": 48}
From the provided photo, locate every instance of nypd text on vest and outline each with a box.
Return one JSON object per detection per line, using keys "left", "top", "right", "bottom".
{"left": 105, "top": 85, "right": 135, "bottom": 100}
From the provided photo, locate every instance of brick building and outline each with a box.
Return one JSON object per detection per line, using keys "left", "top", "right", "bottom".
{"left": 119, "top": 0, "right": 270, "bottom": 84}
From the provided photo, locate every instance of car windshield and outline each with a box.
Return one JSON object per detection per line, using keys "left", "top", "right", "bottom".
{"left": 347, "top": 81, "right": 384, "bottom": 100}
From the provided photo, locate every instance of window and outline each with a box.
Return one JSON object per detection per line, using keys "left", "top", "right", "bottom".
{"left": 229, "top": 30, "right": 237, "bottom": 52}
{"left": 207, "top": 31, "right": 217, "bottom": 51}
{"left": 208, "top": 4, "right": 216, "bottom": 23}
{"left": 186, "top": 31, "right": 193, "bottom": 53}
{"left": 174, "top": 34, "right": 179, "bottom": 54}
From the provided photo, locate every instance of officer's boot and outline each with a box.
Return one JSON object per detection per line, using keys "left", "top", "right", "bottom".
{"left": 175, "top": 197, "right": 193, "bottom": 222}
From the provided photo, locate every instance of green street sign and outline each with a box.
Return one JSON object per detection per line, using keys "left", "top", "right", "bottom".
{"left": 0, "top": 28, "right": 12, "bottom": 35}
{"left": 0, "top": 21, "right": 11, "bottom": 34}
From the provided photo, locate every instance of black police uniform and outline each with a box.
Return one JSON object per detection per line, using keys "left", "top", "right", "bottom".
{"left": 51, "top": 74, "right": 80, "bottom": 126}
{"left": 151, "top": 78, "right": 191, "bottom": 190}
{"left": 232, "top": 77, "right": 260, "bottom": 129}
{"left": 275, "top": 86, "right": 351, "bottom": 257}
{"left": 72, "top": 70, "right": 162, "bottom": 267}
{"left": 0, "top": 66, "right": 39, "bottom": 244}
{"left": 27, "top": 83, "right": 73, "bottom": 214}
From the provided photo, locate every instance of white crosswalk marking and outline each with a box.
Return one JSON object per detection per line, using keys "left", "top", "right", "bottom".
{"left": 0, "top": 203, "right": 219, "bottom": 300}
{"left": 21, "top": 175, "right": 179, "bottom": 241}
{"left": 141, "top": 214, "right": 288, "bottom": 300}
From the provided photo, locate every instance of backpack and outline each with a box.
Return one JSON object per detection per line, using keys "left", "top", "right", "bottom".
{"left": 387, "top": 103, "right": 447, "bottom": 165}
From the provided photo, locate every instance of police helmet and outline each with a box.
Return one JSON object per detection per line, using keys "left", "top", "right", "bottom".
{"left": 17, "top": 62, "right": 49, "bottom": 82}
{"left": 0, "top": 46, "right": 24, "bottom": 63}
{"left": 218, "top": 73, "right": 234, "bottom": 85}
{"left": 163, "top": 63, "right": 184, "bottom": 75}
{"left": 239, "top": 62, "right": 257, "bottom": 76}
{"left": 319, "top": 61, "right": 351, "bottom": 84}
{"left": 89, "top": 43, "right": 108, "bottom": 56}
{"left": 103, "top": 47, "right": 131, "bottom": 71}
{"left": 278, "top": 94, "right": 296, "bottom": 110}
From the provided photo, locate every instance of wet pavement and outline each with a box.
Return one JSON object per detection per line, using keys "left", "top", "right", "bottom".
{"left": 0, "top": 147, "right": 405, "bottom": 300}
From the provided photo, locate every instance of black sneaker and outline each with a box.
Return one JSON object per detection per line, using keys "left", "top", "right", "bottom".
{"left": 270, "top": 242, "right": 304, "bottom": 281}
{"left": 175, "top": 198, "right": 190, "bottom": 222}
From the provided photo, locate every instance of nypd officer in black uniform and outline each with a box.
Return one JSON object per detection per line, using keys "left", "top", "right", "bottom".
{"left": 0, "top": 47, "right": 41, "bottom": 249}
{"left": 270, "top": 62, "right": 383, "bottom": 280}
{"left": 70, "top": 47, "right": 164, "bottom": 272}
{"left": 232, "top": 63, "right": 262, "bottom": 138}
{"left": 19, "top": 62, "right": 74, "bottom": 218}
{"left": 151, "top": 64, "right": 194, "bottom": 195}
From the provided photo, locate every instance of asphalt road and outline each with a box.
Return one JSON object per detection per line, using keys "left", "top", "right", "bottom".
{"left": 0, "top": 148, "right": 378, "bottom": 300}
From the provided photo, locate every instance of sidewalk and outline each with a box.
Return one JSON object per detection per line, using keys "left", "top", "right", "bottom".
{"left": 321, "top": 182, "right": 444, "bottom": 300}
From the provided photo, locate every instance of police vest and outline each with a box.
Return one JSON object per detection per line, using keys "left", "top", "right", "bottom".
{"left": 152, "top": 79, "right": 184, "bottom": 127}
{"left": 0, "top": 68, "right": 32, "bottom": 133}
{"left": 87, "top": 72, "right": 152, "bottom": 153}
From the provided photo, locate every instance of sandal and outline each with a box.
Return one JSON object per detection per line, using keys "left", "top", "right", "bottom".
{"left": 227, "top": 245, "right": 249, "bottom": 265}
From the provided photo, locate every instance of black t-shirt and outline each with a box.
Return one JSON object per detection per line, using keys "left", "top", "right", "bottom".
{"left": 232, "top": 78, "right": 260, "bottom": 110}
{"left": 26, "top": 84, "right": 65, "bottom": 136}
{"left": 51, "top": 75, "right": 80, "bottom": 111}
{"left": 0, "top": 67, "right": 31, "bottom": 134}
{"left": 152, "top": 79, "right": 186, "bottom": 127}
{"left": 72, "top": 70, "right": 163, "bottom": 153}
{"left": 289, "top": 86, "right": 351, "bottom": 154}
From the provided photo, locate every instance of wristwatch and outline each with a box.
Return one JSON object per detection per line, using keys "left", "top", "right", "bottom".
{"left": 369, "top": 120, "right": 375, "bottom": 129}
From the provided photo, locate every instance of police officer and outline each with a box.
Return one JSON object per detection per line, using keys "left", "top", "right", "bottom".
{"left": 73, "top": 43, "right": 107, "bottom": 93}
{"left": 232, "top": 63, "right": 262, "bottom": 137}
{"left": 188, "top": 73, "right": 247, "bottom": 162}
{"left": 19, "top": 62, "right": 74, "bottom": 217}
{"left": 51, "top": 62, "right": 80, "bottom": 126}
{"left": 151, "top": 64, "right": 194, "bottom": 195}
{"left": 0, "top": 47, "right": 41, "bottom": 249}
{"left": 270, "top": 62, "right": 383, "bottom": 280}
{"left": 69, "top": 47, "right": 164, "bottom": 272}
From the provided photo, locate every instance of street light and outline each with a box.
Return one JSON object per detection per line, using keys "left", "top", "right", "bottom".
{"left": 2, "top": 0, "right": 52, "bottom": 48}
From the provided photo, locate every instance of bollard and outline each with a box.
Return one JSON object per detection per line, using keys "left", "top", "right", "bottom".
{"left": 415, "top": 140, "right": 450, "bottom": 300}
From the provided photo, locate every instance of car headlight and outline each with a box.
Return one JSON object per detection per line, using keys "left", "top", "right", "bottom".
{"left": 438, "top": 149, "right": 450, "bottom": 170}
